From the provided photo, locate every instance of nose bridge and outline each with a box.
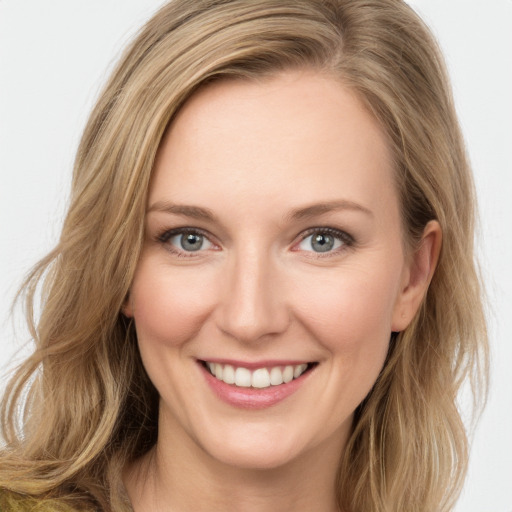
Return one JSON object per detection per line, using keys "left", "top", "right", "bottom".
{"left": 217, "top": 242, "right": 288, "bottom": 343}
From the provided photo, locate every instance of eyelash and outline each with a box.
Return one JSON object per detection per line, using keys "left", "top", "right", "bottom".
{"left": 156, "top": 226, "right": 355, "bottom": 258}
{"left": 157, "top": 227, "right": 214, "bottom": 258}
{"left": 296, "top": 227, "right": 355, "bottom": 257}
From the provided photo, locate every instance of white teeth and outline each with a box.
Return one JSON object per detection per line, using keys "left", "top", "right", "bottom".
{"left": 283, "top": 365, "right": 294, "bottom": 383}
{"left": 251, "top": 368, "right": 270, "bottom": 388}
{"left": 294, "top": 363, "right": 308, "bottom": 378}
{"left": 223, "top": 364, "right": 235, "bottom": 384}
{"left": 206, "top": 362, "right": 310, "bottom": 388}
{"left": 235, "top": 367, "right": 252, "bottom": 387}
{"left": 269, "top": 367, "right": 284, "bottom": 385}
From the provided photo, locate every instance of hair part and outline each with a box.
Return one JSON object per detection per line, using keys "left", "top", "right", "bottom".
{"left": 1, "top": 1, "right": 488, "bottom": 511}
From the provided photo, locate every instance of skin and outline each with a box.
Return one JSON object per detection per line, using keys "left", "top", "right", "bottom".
{"left": 123, "top": 70, "right": 441, "bottom": 512}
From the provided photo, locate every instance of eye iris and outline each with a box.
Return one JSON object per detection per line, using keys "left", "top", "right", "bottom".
{"left": 181, "top": 233, "right": 203, "bottom": 251}
{"left": 311, "top": 233, "right": 334, "bottom": 252}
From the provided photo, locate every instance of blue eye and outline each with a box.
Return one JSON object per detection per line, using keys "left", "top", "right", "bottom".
{"left": 297, "top": 229, "right": 351, "bottom": 254}
{"left": 159, "top": 229, "right": 214, "bottom": 253}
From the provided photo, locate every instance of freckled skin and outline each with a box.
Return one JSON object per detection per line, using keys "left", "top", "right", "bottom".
{"left": 124, "top": 70, "right": 440, "bottom": 510}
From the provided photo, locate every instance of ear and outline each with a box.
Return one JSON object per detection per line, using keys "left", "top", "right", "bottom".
{"left": 391, "top": 220, "right": 442, "bottom": 332}
{"left": 122, "top": 293, "right": 134, "bottom": 318}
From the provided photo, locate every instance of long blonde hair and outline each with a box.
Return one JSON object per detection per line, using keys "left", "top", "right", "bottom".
{"left": 0, "top": 1, "right": 488, "bottom": 511}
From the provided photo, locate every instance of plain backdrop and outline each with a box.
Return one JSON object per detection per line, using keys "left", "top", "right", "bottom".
{"left": 1, "top": 1, "right": 511, "bottom": 510}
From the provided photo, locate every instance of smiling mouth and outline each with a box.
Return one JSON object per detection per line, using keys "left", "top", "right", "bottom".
{"left": 200, "top": 361, "right": 317, "bottom": 389}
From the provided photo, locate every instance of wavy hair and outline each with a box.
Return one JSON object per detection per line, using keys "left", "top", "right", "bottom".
{"left": 0, "top": 1, "right": 488, "bottom": 511}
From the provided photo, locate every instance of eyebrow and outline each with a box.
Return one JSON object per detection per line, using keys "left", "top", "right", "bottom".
{"left": 285, "top": 200, "right": 373, "bottom": 221}
{"left": 147, "top": 201, "right": 216, "bottom": 221}
{"left": 147, "top": 199, "right": 373, "bottom": 223}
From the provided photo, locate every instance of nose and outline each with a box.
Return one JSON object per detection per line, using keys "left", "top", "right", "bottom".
{"left": 215, "top": 245, "right": 290, "bottom": 344}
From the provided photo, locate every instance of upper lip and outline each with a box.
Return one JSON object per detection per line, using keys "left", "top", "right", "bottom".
{"left": 198, "top": 358, "right": 314, "bottom": 370}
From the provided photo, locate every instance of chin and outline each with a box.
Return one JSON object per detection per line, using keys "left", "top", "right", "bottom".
{"left": 204, "top": 438, "right": 303, "bottom": 471}
{"left": 191, "top": 414, "right": 347, "bottom": 472}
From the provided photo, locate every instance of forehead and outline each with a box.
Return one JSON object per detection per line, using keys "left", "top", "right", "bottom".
{"left": 149, "top": 70, "right": 397, "bottom": 225}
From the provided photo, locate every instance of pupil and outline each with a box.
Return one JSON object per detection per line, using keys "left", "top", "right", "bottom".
{"left": 181, "top": 233, "right": 202, "bottom": 251}
{"left": 312, "top": 233, "right": 334, "bottom": 252}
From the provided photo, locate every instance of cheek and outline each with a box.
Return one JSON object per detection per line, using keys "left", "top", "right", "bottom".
{"left": 293, "top": 263, "right": 401, "bottom": 359}
{"left": 129, "top": 258, "right": 217, "bottom": 347}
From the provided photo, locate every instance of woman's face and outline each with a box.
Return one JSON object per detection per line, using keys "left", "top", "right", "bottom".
{"left": 125, "top": 70, "right": 424, "bottom": 470}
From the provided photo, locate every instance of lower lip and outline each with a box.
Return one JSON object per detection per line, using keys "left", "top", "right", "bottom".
{"left": 199, "top": 363, "right": 313, "bottom": 410}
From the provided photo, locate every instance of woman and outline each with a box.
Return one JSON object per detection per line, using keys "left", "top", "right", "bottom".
{"left": 0, "top": 1, "right": 488, "bottom": 511}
